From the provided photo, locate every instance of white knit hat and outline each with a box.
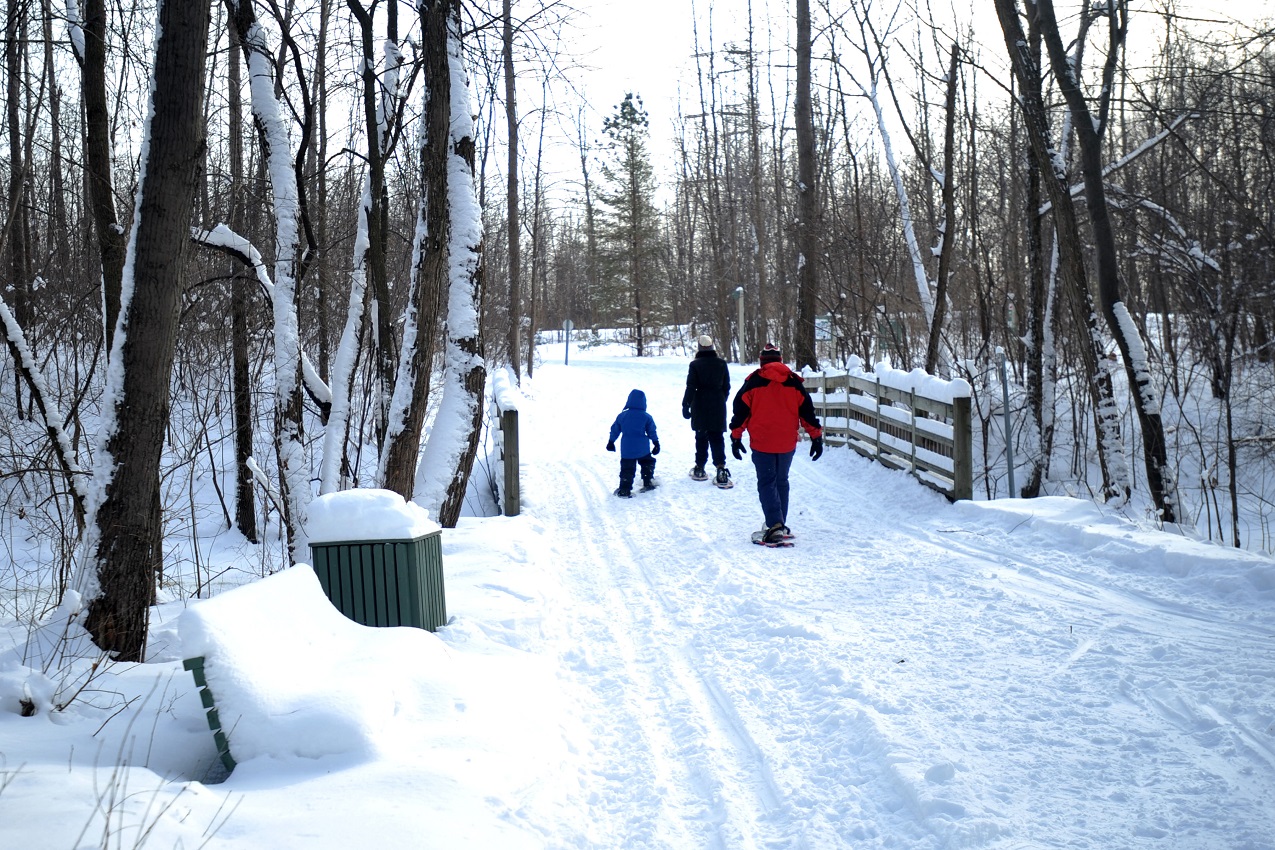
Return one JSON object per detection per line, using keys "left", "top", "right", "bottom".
{"left": 697, "top": 335, "right": 714, "bottom": 350}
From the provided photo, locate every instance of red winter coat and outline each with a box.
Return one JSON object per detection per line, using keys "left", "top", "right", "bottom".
{"left": 728, "top": 362, "right": 823, "bottom": 453}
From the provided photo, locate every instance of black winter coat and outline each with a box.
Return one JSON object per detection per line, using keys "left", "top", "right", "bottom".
{"left": 682, "top": 349, "right": 730, "bottom": 432}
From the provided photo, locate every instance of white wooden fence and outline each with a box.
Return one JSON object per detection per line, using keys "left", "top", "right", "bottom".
{"left": 805, "top": 364, "right": 973, "bottom": 501}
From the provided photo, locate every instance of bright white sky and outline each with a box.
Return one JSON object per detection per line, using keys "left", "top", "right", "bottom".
{"left": 525, "top": 0, "right": 1258, "bottom": 202}
{"left": 3, "top": 343, "right": 1273, "bottom": 848}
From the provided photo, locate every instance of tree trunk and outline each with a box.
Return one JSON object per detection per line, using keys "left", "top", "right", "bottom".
{"left": 1035, "top": 0, "right": 1177, "bottom": 523}
{"left": 794, "top": 0, "right": 818, "bottom": 370}
{"left": 381, "top": 0, "right": 451, "bottom": 499}
{"left": 414, "top": 0, "right": 488, "bottom": 528}
{"left": 503, "top": 0, "right": 521, "bottom": 380}
{"left": 227, "top": 16, "right": 257, "bottom": 543}
{"left": 82, "top": 0, "right": 212, "bottom": 661}
{"left": 994, "top": 0, "right": 1125, "bottom": 503}
{"left": 6, "top": 3, "right": 30, "bottom": 356}
{"left": 227, "top": 0, "right": 310, "bottom": 561}
{"left": 924, "top": 44, "right": 960, "bottom": 374}
{"left": 348, "top": 1, "right": 395, "bottom": 450}
{"left": 79, "top": 0, "right": 127, "bottom": 350}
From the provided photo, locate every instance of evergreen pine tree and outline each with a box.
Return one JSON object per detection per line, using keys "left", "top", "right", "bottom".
{"left": 596, "top": 93, "right": 663, "bottom": 355}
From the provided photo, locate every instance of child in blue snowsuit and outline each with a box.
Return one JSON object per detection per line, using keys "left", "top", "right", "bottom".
{"left": 606, "top": 388, "right": 660, "bottom": 497}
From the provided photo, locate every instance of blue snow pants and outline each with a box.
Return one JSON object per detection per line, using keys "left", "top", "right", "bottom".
{"left": 751, "top": 449, "right": 795, "bottom": 528}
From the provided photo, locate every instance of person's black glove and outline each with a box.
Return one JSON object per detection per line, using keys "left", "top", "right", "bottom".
{"left": 731, "top": 437, "right": 746, "bottom": 460}
{"left": 651, "top": 440, "right": 661, "bottom": 456}
{"left": 809, "top": 436, "right": 824, "bottom": 461}
{"left": 606, "top": 441, "right": 616, "bottom": 452}
{"left": 682, "top": 406, "right": 692, "bottom": 419}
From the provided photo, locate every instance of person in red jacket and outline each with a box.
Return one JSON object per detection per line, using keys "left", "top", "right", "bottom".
{"left": 729, "top": 343, "right": 824, "bottom": 544}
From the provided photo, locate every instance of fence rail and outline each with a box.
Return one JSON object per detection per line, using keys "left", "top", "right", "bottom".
{"left": 805, "top": 366, "right": 973, "bottom": 501}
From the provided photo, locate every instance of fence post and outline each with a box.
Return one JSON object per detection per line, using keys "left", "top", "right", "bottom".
{"left": 952, "top": 395, "right": 973, "bottom": 500}
{"left": 501, "top": 407, "right": 520, "bottom": 517}
{"left": 873, "top": 376, "right": 884, "bottom": 461}
{"left": 908, "top": 388, "right": 919, "bottom": 473}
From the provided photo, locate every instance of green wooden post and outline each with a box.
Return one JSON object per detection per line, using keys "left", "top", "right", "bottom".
{"left": 502, "top": 407, "right": 520, "bottom": 517}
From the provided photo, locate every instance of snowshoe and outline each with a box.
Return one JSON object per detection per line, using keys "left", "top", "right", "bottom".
{"left": 713, "top": 467, "right": 734, "bottom": 489}
{"left": 752, "top": 523, "right": 794, "bottom": 548}
{"left": 689, "top": 466, "right": 709, "bottom": 481}
{"left": 615, "top": 487, "right": 633, "bottom": 498}
{"left": 640, "top": 478, "right": 658, "bottom": 492}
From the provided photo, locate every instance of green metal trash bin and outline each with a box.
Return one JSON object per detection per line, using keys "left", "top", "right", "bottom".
{"left": 310, "top": 531, "right": 446, "bottom": 631}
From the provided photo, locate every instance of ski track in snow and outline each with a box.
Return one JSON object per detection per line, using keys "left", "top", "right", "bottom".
{"left": 514, "top": 350, "right": 1275, "bottom": 849}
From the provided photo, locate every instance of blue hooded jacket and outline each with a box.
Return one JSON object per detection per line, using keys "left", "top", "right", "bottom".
{"left": 608, "top": 389, "right": 659, "bottom": 459}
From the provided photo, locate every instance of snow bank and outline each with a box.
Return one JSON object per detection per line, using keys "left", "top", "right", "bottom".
{"left": 178, "top": 564, "right": 459, "bottom": 765}
{"left": 491, "top": 365, "right": 523, "bottom": 412}
{"left": 307, "top": 487, "right": 440, "bottom": 543}
{"left": 956, "top": 496, "right": 1275, "bottom": 605}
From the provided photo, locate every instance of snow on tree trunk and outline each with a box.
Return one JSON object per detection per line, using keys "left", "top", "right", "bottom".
{"left": 868, "top": 78, "right": 936, "bottom": 330}
{"left": 320, "top": 176, "right": 372, "bottom": 494}
{"left": 229, "top": 2, "right": 310, "bottom": 560}
{"left": 77, "top": 0, "right": 211, "bottom": 661}
{"left": 413, "top": 4, "right": 486, "bottom": 528}
{"left": 994, "top": 0, "right": 1128, "bottom": 504}
{"left": 380, "top": 0, "right": 451, "bottom": 499}
{"left": 1034, "top": 0, "right": 1178, "bottom": 523}
{"left": 0, "top": 298, "right": 88, "bottom": 526}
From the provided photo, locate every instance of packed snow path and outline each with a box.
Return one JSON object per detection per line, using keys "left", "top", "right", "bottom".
{"left": 512, "top": 344, "right": 1275, "bottom": 849}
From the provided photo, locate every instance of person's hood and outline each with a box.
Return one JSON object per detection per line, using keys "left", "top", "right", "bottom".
{"left": 758, "top": 361, "right": 795, "bottom": 382}
{"left": 625, "top": 389, "right": 647, "bottom": 410}
{"left": 694, "top": 348, "right": 718, "bottom": 359}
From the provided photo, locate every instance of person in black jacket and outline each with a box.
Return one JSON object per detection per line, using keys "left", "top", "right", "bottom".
{"left": 682, "top": 335, "right": 732, "bottom": 486}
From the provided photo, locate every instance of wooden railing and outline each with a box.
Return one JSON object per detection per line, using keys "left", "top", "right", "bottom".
{"left": 805, "top": 365, "right": 973, "bottom": 501}
{"left": 491, "top": 368, "right": 521, "bottom": 517}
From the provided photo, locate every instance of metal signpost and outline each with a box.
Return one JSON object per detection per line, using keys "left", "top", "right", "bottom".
{"left": 731, "top": 287, "right": 744, "bottom": 362}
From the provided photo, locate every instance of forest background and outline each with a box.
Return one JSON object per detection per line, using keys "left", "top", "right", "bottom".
{"left": 1, "top": 0, "right": 1274, "bottom": 661}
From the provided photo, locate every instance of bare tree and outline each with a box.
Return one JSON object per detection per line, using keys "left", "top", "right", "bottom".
{"left": 1034, "top": 0, "right": 1177, "bottom": 523}
{"left": 503, "top": 0, "right": 522, "bottom": 380}
{"left": 794, "top": 0, "right": 818, "bottom": 369}
{"left": 994, "top": 0, "right": 1127, "bottom": 503}
{"left": 80, "top": 0, "right": 212, "bottom": 660}
{"left": 71, "top": 0, "right": 127, "bottom": 350}
{"left": 227, "top": 15, "right": 257, "bottom": 543}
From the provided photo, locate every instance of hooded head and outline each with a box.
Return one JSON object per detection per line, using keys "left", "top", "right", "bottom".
{"left": 625, "top": 389, "right": 647, "bottom": 410}
{"left": 759, "top": 343, "right": 782, "bottom": 365}
{"left": 697, "top": 335, "right": 714, "bottom": 352}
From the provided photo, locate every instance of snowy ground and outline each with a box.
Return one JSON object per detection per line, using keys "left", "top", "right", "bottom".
{"left": 2, "top": 343, "right": 1274, "bottom": 849}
